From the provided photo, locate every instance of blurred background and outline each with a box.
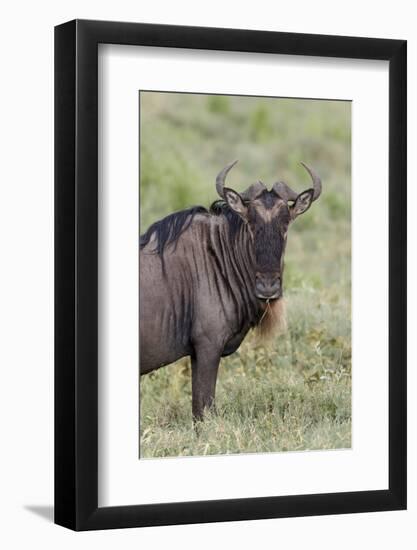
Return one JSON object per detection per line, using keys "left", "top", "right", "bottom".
{"left": 140, "top": 92, "right": 351, "bottom": 458}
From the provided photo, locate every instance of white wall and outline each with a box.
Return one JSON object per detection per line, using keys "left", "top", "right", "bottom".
{"left": 0, "top": 1, "right": 414, "bottom": 548}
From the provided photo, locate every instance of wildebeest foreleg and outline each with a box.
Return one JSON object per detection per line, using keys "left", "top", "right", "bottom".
{"left": 191, "top": 350, "right": 221, "bottom": 421}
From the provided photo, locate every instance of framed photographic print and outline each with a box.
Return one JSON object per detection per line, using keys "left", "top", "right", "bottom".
{"left": 55, "top": 19, "right": 406, "bottom": 530}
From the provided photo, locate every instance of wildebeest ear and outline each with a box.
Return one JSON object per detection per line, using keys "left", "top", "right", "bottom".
{"left": 223, "top": 187, "right": 248, "bottom": 218}
{"left": 290, "top": 189, "right": 314, "bottom": 219}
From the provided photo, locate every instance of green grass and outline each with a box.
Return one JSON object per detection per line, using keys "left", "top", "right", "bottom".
{"left": 139, "top": 91, "right": 351, "bottom": 458}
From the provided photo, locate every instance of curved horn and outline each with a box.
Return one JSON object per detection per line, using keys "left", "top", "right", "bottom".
{"left": 301, "top": 162, "right": 322, "bottom": 201}
{"left": 241, "top": 180, "right": 267, "bottom": 201}
{"left": 216, "top": 160, "right": 238, "bottom": 199}
{"left": 272, "top": 181, "right": 299, "bottom": 202}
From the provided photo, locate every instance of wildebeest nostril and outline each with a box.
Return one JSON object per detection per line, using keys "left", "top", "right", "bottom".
{"left": 255, "top": 276, "right": 281, "bottom": 298}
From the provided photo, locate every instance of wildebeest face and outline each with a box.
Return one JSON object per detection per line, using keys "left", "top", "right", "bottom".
{"left": 223, "top": 186, "right": 314, "bottom": 301}
{"left": 216, "top": 160, "right": 321, "bottom": 301}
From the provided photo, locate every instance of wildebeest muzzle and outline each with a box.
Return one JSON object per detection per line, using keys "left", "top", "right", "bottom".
{"left": 255, "top": 273, "right": 282, "bottom": 301}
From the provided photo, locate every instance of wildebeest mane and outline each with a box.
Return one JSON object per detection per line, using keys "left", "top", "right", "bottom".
{"left": 140, "top": 206, "right": 208, "bottom": 254}
{"left": 140, "top": 201, "right": 244, "bottom": 255}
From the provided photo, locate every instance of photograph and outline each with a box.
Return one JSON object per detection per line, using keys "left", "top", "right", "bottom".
{"left": 139, "top": 91, "right": 352, "bottom": 458}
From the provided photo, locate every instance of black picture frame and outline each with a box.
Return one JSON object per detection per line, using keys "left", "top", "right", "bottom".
{"left": 55, "top": 19, "right": 407, "bottom": 531}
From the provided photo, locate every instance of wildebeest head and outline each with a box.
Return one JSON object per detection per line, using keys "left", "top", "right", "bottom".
{"left": 216, "top": 161, "right": 322, "bottom": 301}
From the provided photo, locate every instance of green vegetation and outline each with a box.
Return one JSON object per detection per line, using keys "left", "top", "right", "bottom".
{"left": 140, "top": 92, "right": 351, "bottom": 458}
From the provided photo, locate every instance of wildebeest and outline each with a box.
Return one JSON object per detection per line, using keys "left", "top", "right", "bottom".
{"left": 140, "top": 162, "right": 322, "bottom": 420}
